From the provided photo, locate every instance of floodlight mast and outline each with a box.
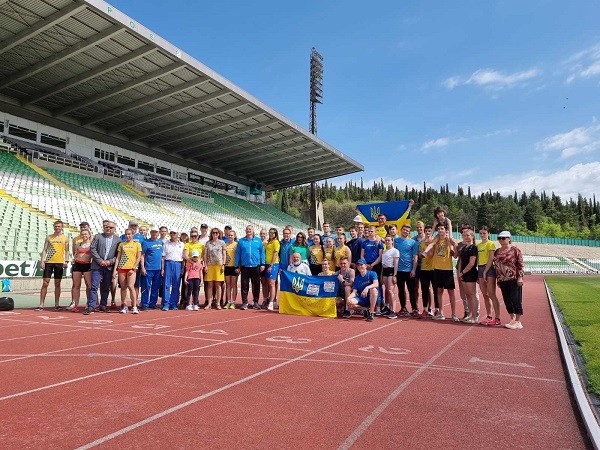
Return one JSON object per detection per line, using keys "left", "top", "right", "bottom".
{"left": 309, "top": 47, "right": 323, "bottom": 228}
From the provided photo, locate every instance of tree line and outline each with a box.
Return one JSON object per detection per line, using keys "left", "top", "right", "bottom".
{"left": 267, "top": 180, "right": 600, "bottom": 240}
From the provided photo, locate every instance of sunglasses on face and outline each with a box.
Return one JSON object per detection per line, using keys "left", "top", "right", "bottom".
{"left": 498, "top": 237, "right": 509, "bottom": 240}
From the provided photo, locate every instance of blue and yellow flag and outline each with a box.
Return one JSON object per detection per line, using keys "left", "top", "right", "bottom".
{"left": 279, "top": 270, "right": 339, "bottom": 318}
{"left": 356, "top": 200, "right": 411, "bottom": 228}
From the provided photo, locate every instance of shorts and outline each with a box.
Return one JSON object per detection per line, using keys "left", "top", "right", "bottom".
{"left": 261, "top": 264, "right": 279, "bottom": 280}
{"left": 72, "top": 262, "right": 91, "bottom": 273}
{"left": 462, "top": 269, "right": 478, "bottom": 283}
{"left": 478, "top": 265, "right": 496, "bottom": 279}
{"left": 205, "top": 265, "right": 225, "bottom": 282}
{"left": 43, "top": 263, "right": 64, "bottom": 279}
{"left": 118, "top": 268, "right": 134, "bottom": 274}
{"left": 434, "top": 269, "right": 455, "bottom": 290}
{"left": 356, "top": 293, "right": 372, "bottom": 308}
{"left": 382, "top": 267, "right": 395, "bottom": 277}
{"left": 224, "top": 266, "right": 237, "bottom": 277}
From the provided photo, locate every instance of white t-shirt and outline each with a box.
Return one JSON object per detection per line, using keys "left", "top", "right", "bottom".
{"left": 287, "top": 263, "right": 312, "bottom": 275}
{"left": 381, "top": 247, "right": 400, "bottom": 268}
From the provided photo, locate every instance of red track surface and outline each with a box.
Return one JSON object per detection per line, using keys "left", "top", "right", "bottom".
{"left": 0, "top": 276, "right": 590, "bottom": 449}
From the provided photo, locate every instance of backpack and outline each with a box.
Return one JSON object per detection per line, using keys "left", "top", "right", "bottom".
{"left": 0, "top": 297, "right": 14, "bottom": 311}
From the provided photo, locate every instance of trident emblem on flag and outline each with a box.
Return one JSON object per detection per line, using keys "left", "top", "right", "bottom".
{"left": 370, "top": 206, "right": 381, "bottom": 220}
{"left": 292, "top": 276, "right": 304, "bottom": 293}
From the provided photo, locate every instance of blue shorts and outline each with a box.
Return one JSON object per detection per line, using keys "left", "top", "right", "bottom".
{"left": 261, "top": 264, "right": 279, "bottom": 280}
{"left": 356, "top": 291, "right": 373, "bottom": 308}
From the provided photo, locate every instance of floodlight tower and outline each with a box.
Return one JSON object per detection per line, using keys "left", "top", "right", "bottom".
{"left": 309, "top": 47, "right": 323, "bottom": 228}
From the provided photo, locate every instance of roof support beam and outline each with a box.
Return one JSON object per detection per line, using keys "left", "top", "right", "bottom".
{"left": 110, "top": 89, "right": 230, "bottom": 134}
{"left": 264, "top": 162, "right": 351, "bottom": 186}
{"left": 206, "top": 130, "right": 306, "bottom": 162}
{"left": 155, "top": 110, "right": 265, "bottom": 148}
{"left": 0, "top": 24, "right": 123, "bottom": 90}
{"left": 253, "top": 157, "right": 341, "bottom": 180}
{"left": 0, "top": 2, "right": 87, "bottom": 56}
{"left": 24, "top": 45, "right": 155, "bottom": 107}
{"left": 183, "top": 127, "right": 288, "bottom": 161}
{"left": 54, "top": 61, "right": 185, "bottom": 116}
{"left": 132, "top": 99, "right": 247, "bottom": 140}
{"left": 241, "top": 146, "right": 321, "bottom": 174}
{"left": 82, "top": 77, "right": 208, "bottom": 126}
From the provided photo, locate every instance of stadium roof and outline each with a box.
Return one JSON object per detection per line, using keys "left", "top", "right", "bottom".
{"left": 0, "top": 0, "right": 363, "bottom": 190}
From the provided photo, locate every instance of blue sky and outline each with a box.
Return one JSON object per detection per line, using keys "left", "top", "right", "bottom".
{"left": 113, "top": 0, "right": 600, "bottom": 201}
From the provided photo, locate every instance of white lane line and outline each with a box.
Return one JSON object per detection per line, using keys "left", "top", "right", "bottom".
{"left": 75, "top": 320, "right": 397, "bottom": 450}
{"left": 0, "top": 317, "right": 325, "bottom": 402}
{"left": 337, "top": 326, "right": 473, "bottom": 450}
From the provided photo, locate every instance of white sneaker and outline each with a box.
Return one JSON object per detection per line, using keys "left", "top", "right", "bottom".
{"left": 432, "top": 313, "right": 445, "bottom": 320}
{"left": 120, "top": 306, "right": 128, "bottom": 314}
{"left": 192, "top": 305, "right": 199, "bottom": 311}
{"left": 267, "top": 302, "right": 274, "bottom": 311}
{"left": 67, "top": 300, "right": 75, "bottom": 311}
{"left": 186, "top": 305, "right": 194, "bottom": 311}
{"left": 451, "top": 314, "right": 460, "bottom": 322}
{"left": 132, "top": 306, "right": 139, "bottom": 314}
{"left": 461, "top": 315, "right": 472, "bottom": 323}
{"left": 514, "top": 321, "right": 523, "bottom": 329}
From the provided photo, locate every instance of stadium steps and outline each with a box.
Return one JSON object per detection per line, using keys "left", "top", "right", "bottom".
{"left": 16, "top": 154, "right": 79, "bottom": 194}
{"left": 0, "top": 187, "right": 56, "bottom": 221}
{"left": 123, "top": 182, "right": 148, "bottom": 199}
{"left": 102, "top": 204, "right": 136, "bottom": 224}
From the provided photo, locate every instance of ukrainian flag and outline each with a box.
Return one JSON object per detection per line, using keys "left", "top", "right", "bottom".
{"left": 356, "top": 200, "right": 411, "bottom": 228}
{"left": 279, "top": 270, "right": 339, "bottom": 318}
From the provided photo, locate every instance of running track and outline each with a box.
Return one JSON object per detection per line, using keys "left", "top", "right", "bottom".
{"left": 0, "top": 276, "right": 590, "bottom": 449}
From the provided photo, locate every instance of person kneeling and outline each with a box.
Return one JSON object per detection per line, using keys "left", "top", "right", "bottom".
{"left": 344, "top": 258, "right": 379, "bottom": 322}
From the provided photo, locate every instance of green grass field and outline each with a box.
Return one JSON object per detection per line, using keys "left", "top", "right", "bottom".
{"left": 546, "top": 276, "right": 600, "bottom": 396}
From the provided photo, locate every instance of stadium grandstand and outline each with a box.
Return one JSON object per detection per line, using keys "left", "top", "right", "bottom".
{"left": 0, "top": 0, "right": 599, "bottom": 279}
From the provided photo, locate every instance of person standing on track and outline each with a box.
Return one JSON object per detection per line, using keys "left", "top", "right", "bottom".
{"left": 70, "top": 229, "right": 92, "bottom": 313}
{"left": 393, "top": 224, "right": 419, "bottom": 317}
{"left": 457, "top": 228, "right": 479, "bottom": 324}
{"left": 113, "top": 228, "right": 142, "bottom": 314}
{"left": 85, "top": 221, "right": 120, "bottom": 315}
{"left": 162, "top": 230, "right": 184, "bottom": 311}
{"left": 381, "top": 235, "right": 399, "bottom": 319}
{"left": 184, "top": 250, "right": 202, "bottom": 311}
{"left": 263, "top": 228, "right": 281, "bottom": 311}
{"left": 234, "top": 225, "right": 265, "bottom": 310}
{"left": 493, "top": 231, "right": 525, "bottom": 329}
{"left": 477, "top": 226, "right": 501, "bottom": 326}
{"left": 224, "top": 230, "right": 238, "bottom": 309}
{"left": 418, "top": 225, "right": 438, "bottom": 318}
{"left": 140, "top": 228, "right": 164, "bottom": 311}
{"left": 38, "top": 220, "right": 70, "bottom": 311}
{"left": 203, "top": 228, "right": 226, "bottom": 310}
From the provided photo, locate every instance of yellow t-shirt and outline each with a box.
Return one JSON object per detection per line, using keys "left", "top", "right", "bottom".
{"left": 334, "top": 245, "right": 350, "bottom": 267}
{"left": 375, "top": 226, "right": 388, "bottom": 239}
{"left": 45, "top": 234, "right": 69, "bottom": 264}
{"left": 225, "top": 241, "right": 237, "bottom": 267}
{"left": 419, "top": 239, "right": 434, "bottom": 271}
{"left": 318, "top": 270, "right": 335, "bottom": 276}
{"left": 184, "top": 241, "right": 205, "bottom": 260}
{"left": 309, "top": 245, "right": 324, "bottom": 264}
{"left": 432, "top": 239, "right": 453, "bottom": 270}
{"left": 477, "top": 240, "right": 496, "bottom": 266}
{"left": 117, "top": 241, "right": 142, "bottom": 269}
{"left": 323, "top": 247, "right": 335, "bottom": 268}
{"left": 265, "top": 239, "right": 281, "bottom": 264}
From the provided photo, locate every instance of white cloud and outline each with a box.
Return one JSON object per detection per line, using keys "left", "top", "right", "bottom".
{"left": 564, "top": 43, "right": 600, "bottom": 83}
{"left": 537, "top": 123, "right": 600, "bottom": 159}
{"left": 444, "top": 68, "right": 539, "bottom": 91}
{"left": 421, "top": 137, "right": 450, "bottom": 150}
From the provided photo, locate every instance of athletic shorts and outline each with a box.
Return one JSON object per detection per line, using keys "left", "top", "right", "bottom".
{"left": 478, "top": 265, "right": 496, "bottom": 279}
{"left": 434, "top": 269, "right": 455, "bottom": 290}
{"left": 462, "top": 269, "right": 478, "bottom": 283}
{"left": 356, "top": 292, "right": 373, "bottom": 308}
{"left": 382, "top": 267, "right": 395, "bottom": 277}
{"left": 261, "top": 263, "right": 279, "bottom": 280}
{"left": 205, "top": 265, "right": 225, "bottom": 282}
{"left": 118, "top": 268, "right": 134, "bottom": 274}
{"left": 224, "top": 266, "right": 237, "bottom": 277}
{"left": 43, "top": 263, "right": 64, "bottom": 279}
{"left": 72, "top": 262, "right": 91, "bottom": 273}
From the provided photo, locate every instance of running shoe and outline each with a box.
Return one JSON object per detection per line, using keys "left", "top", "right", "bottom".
{"left": 380, "top": 305, "right": 391, "bottom": 315}
{"left": 451, "top": 314, "right": 460, "bottom": 322}
{"left": 479, "top": 316, "right": 494, "bottom": 326}
{"left": 399, "top": 308, "right": 410, "bottom": 317}
{"left": 71, "top": 306, "right": 80, "bottom": 313}
{"left": 99, "top": 306, "right": 110, "bottom": 313}
{"left": 365, "top": 311, "right": 374, "bottom": 322}
{"left": 193, "top": 305, "right": 200, "bottom": 311}
{"left": 513, "top": 321, "right": 523, "bottom": 329}
{"left": 240, "top": 302, "right": 248, "bottom": 310}
{"left": 421, "top": 310, "right": 429, "bottom": 318}
{"left": 427, "top": 309, "right": 435, "bottom": 318}
{"left": 83, "top": 308, "right": 93, "bottom": 315}
{"left": 463, "top": 318, "right": 477, "bottom": 324}
{"left": 132, "top": 306, "right": 139, "bottom": 314}
{"left": 411, "top": 309, "right": 421, "bottom": 318}
{"left": 374, "top": 308, "right": 383, "bottom": 316}
{"left": 34, "top": 306, "right": 43, "bottom": 311}
{"left": 67, "top": 300, "right": 75, "bottom": 311}
{"left": 252, "top": 302, "right": 260, "bottom": 310}
{"left": 462, "top": 312, "right": 470, "bottom": 320}
{"left": 505, "top": 321, "right": 518, "bottom": 329}
{"left": 186, "top": 305, "right": 194, "bottom": 311}
{"left": 120, "top": 306, "right": 128, "bottom": 314}
{"left": 342, "top": 310, "right": 352, "bottom": 319}
{"left": 161, "top": 307, "right": 168, "bottom": 311}
{"left": 261, "top": 301, "right": 269, "bottom": 310}
{"left": 267, "top": 302, "right": 274, "bottom": 311}
{"left": 386, "top": 311, "right": 398, "bottom": 319}
{"left": 432, "top": 313, "right": 446, "bottom": 320}
{"left": 54, "top": 306, "right": 63, "bottom": 311}
{"left": 111, "top": 302, "right": 118, "bottom": 310}
{"left": 490, "top": 318, "right": 502, "bottom": 326}
{"left": 461, "top": 315, "right": 473, "bottom": 323}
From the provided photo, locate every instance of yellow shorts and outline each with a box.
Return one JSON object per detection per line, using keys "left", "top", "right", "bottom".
{"left": 205, "top": 264, "right": 225, "bottom": 282}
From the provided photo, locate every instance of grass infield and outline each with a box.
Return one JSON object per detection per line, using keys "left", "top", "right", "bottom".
{"left": 546, "top": 276, "right": 600, "bottom": 396}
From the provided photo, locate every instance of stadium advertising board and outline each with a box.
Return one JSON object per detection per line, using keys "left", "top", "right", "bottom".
{"left": 0, "top": 261, "right": 55, "bottom": 278}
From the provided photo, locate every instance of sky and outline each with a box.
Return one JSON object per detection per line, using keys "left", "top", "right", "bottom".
{"left": 112, "top": 0, "right": 600, "bottom": 201}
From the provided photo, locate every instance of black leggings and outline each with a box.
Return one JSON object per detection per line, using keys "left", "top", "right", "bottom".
{"left": 419, "top": 270, "right": 439, "bottom": 309}
{"left": 186, "top": 278, "right": 200, "bottom": 306}
{"left": 498, "top": 279, "right": 523, "bottom": 315}
{"left": 396, "top": 271, "right": 417, "bottom": 310}
{"left": 240, "top": 266, "right": 261, "bottom": 304}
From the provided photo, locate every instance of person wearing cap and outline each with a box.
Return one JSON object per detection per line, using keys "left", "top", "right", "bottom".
{"left": 184, "top": 250, "right": 202, "bottom": 310}
{"left": 162, "top": 230, "right": 184, "bottom": 311}
{"left": 140, "top": 228, "right": 164, "bottom": 310}
{"left": 344, "top": 258, "right": 379, "bottom": 322}
{"left": 198, "top": 224, "right": 210, "bottom": 245}
{"left": 183, "top": 230, "right": 205, "bottom": 307}
{"left": 234, "top": 225, "right": 265, "bottom": 310}
{"left": 493, "top": 231, "right": 525, "bottom": 329}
